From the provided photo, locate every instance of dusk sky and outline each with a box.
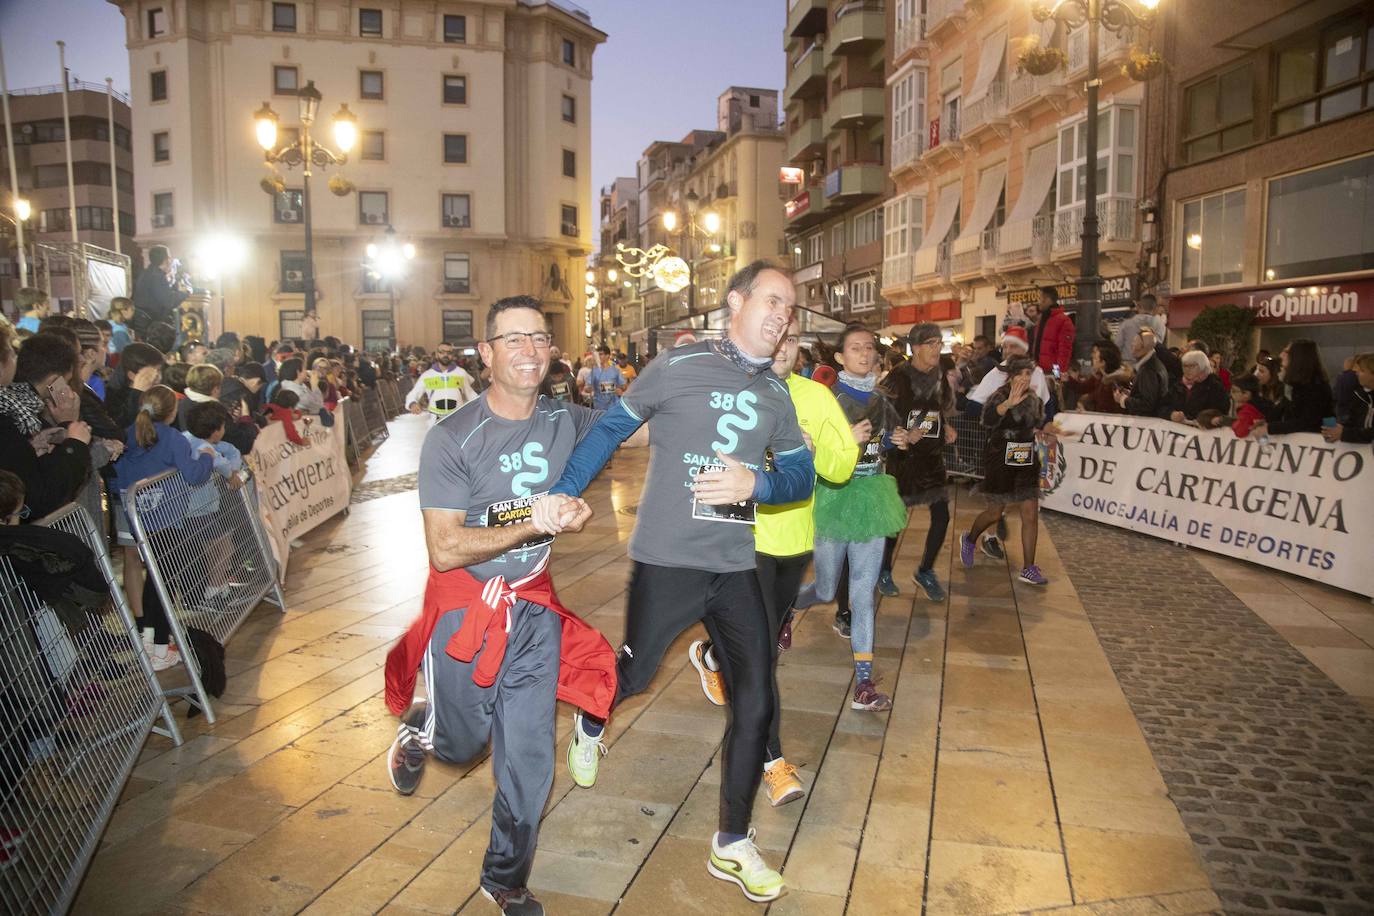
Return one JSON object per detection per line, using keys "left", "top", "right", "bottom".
{"left": 0, "top": 0, "right": 786, "bottom": 240}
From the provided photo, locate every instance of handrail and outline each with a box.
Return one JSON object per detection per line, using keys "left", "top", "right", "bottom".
{"left": 7, "top": 80, "right": 131, "bottom": 106}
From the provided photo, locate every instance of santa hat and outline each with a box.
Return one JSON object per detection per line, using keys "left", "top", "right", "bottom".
{"left": 812, "top": 365, "right": 837, "bottom": 387}
{"left": 1000, "top": 326, "right": 1029, "bottom": 351}
{"left": 673, "top": 330, "right": 697, "bottom": 348}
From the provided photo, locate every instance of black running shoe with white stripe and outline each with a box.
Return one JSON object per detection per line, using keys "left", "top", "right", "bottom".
{"left": 388, "top": 700, "right": 429, "bottom": 796}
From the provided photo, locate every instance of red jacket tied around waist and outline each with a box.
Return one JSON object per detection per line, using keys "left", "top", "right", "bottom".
{"left": 384, "top": 562, "right": 618, "bottom": 720}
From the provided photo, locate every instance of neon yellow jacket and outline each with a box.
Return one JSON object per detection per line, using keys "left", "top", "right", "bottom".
{"left": 755, "top": 373, "right": 860, "bottom": 558}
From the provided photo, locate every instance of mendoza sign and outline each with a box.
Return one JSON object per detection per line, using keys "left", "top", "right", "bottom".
{"left": 248, "top": 417, "right": 351, "bottom": 578}
{"left": 1040, "top": 413, "right": 1373, "bottom": 597}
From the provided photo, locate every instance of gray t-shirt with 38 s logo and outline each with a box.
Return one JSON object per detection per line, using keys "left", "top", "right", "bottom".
{"left": 418, "top": 393, "right": 600, "bottom": 582}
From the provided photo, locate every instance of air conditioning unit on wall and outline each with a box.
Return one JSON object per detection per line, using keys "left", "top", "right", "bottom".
{"left": 151, "top": 214, "right": 171, "bottom": 228}
{"left": 444, "top": 215, "right": 469, "bottom": 228}
{"left": 284, "top": 270, "right": 304, "bottom": 283}
{"left": 279, "top": 209, "right": 301, "bottom": 222}
{"left": 365, "top": 213, "right": 385, "bottom": 224}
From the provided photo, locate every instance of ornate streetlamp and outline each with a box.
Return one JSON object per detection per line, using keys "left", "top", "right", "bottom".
{"left": 254, "top": 81, "right": 358, "bottom": 313}
{"left": 1032, "top": 0, "right": 1159, "bottom": 360}
{"left": 660, "top": 189, "right": 722, "bottom": 317}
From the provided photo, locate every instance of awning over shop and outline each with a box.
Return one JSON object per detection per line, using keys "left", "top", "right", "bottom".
{"left": 953, "top": 163, "right": 1007, "bottom": 255}
{"left": 966, "top": 28, "right": 1007, "bottom": 104}
{"left": 914, "top": 182, "right": 963, "bottom": 276}
{"left": 999, "top": 141, "right": 1057, "bottom": 253}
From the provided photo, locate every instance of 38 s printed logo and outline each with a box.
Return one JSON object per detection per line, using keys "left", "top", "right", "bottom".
{"left": 498, "top": 442, "right": 550, "bottom": 496}
{"left": 709, "top": 390, "right": 759, "bottom": 453}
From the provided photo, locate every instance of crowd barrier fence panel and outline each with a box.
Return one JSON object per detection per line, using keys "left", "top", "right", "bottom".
{"left": 943, "top": 415, "right": 989, "bottom": 481}
{"left": 377, "top": 378, "right": 402, "bottom": 417}
{"left": 0, "top": 553, "right": 173, "bottom": 914}
{"left": 125, "top": 468, "right": 286, "bottom": 723}
{"left": 361, "top": 388, "right": 389, "bottom": 444}
{"left": 342, "top": 396, "right": 367, "bottom": 469}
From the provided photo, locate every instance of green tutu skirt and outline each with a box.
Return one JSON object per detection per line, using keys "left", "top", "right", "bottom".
{"left": 814, "top": 474, "right": 908, "bottom": 542}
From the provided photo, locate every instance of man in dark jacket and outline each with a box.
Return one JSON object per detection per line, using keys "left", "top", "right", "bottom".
{"left": 1116, "top": 329, "right": 1170, "bottom": 418}
{"left": 1324, "top": 353, "right": 1374, "bottom": 445}
{"left": 1169, "top": 350, "right": 1230, "bottom": 422}
{"left": 131, "top": 246, "right": 189, "bottom": 330}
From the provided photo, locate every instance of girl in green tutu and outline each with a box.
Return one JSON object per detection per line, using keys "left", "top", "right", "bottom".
{"left": 796, "top": 325, "right": 908, "bottom": 711}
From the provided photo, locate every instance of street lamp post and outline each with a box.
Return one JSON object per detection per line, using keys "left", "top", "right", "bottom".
{"left": 661, "top": 190, "right": 722, "bottom": 317}
{"left": 255, "top": 81, "right": 358, "bottom": 314}
{"left": 0, "top": 197, "right": 31, "bottom": 288}
{"left": 1033, "top": 0, "right": 1158, "bottom": 362}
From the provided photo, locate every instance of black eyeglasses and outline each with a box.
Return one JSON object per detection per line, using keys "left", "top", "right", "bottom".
{"left": 485, "top": 332, "right": 554, "bottom": 350}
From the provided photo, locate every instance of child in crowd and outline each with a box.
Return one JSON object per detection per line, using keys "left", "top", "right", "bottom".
{"left": 112, "top": 385, "right": 214, "bottom": 670}
{"left": 1230, "top": 374, "right": 1272, "bottom": 439}
{"left": 183, "top": 402, "right": 246, "bottom": 604}
{"left": 960, "top": 357, "right": 1049, "bottom": 586}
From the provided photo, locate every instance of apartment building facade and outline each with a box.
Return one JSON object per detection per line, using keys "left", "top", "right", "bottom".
{"left": 630, "top": 87, "right": 786, "bottom": 349}
{"left": 0, "top": 82, "right": 137, "bottom": 313}
{"left": 590, "top": 175, "right": 638, "bottom": 349}
{"left": 782, "top": 0, "right": 889, "bottom": 328}
{"left": 109, "top": 0, "right": 603, "bottom": 351}
{"left": 1149, "top": 0, "right": 1374, "bottom": 377}
{"left": 881, "top": 0, "right": 1150, "bottom": 349}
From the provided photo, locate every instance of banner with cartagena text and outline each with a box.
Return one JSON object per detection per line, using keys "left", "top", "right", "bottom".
{"left": 1039, "top": 413, "right": 1374, "bottom": 597}
{"left": 247, "top": 417, "right": 351, "bottom": 580}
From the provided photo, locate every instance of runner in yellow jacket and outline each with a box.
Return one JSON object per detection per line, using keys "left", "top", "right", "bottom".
{"left": 687, "top": 315, "right": 861, "bottom": 806}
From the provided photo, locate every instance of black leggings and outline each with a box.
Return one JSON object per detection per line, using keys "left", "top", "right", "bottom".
{"left": 610, "top": 562, "right": 774, "bottom": 835}
{"left": 702, "top": 551, "right": 811, "bottom": 762}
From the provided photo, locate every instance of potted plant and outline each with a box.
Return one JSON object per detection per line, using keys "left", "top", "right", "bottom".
{"left": 1187, "top": 303, "right": 1254, "bottom": 375}
{"left": 1018, "top": 43, "right": 1066, "bottom": 76}
{"left": 1123, "top": 47, "right": 1165, "bottom": 81}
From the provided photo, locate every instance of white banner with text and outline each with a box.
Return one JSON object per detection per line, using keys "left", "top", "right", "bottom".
{"left": 1040, "top": 413, "right": 1373, "bottom": 597}
{"left": 248, "top": 418, "right": 351, "bottom": 578}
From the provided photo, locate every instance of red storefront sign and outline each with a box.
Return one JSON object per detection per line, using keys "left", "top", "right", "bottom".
{"left": 1168, "top": 278, "right": 1374, "bottom": 329}
{"left": 785, "top": 191, "right": 811, "bottom": 219}
{"left": 888, "top": 304, "right": 919, "bottom": 324}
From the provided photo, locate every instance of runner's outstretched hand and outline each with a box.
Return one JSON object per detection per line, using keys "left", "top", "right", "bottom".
{"left": 531, "top": 493, "right": 571, "bottom": 534}
{"left": 693, "top": 452, "right": 756, "bottom": 505}
{"left": 557, "top": 497, "right": 593, "bottom": 533}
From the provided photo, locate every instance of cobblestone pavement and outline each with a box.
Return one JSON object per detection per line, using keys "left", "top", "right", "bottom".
{"left": 1044, "top": 513, "right": 1374, "bottom": 916}
{"left": 351, "top": 472, "right": 419, "bottom": 503}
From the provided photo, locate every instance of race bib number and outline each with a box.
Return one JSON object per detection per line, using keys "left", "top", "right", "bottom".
{"left": 598, "top": 381, "right": 616, "bottom": 395}
{"left": 691, "top": 464, "right": 756, "bottom": 525}
{"left": 485, "top": 493, "right": 554, "bottom": 549}
{"left": 854, "top": 434, "right": 883, "bottom": 477}
{"left": 908, "top": 409, "right": 941, "bottom": 440}
{"left": 431, "top": 398, "right": 459, "bottom": 415}
{"left": 549, "top": 381, "right": 570, "bottom": 401}
{"left": 1004, "top": 442, "right": 1034, "bottom": 467}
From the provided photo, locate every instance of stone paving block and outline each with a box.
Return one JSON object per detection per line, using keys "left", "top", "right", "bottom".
{"left": 931, "top": 759, "right": 1060, "bottom": 853}
{"left": 614, "top": 835, "right": 763, "bottom": 916}
{"left": 214, "top": 746, "right": 366, "bottom": 808}
{"left": 800, "top": 751, "right": 879, "bottom": 827}
{"left": 524, "top": 848, "right": 640, "bottom": 902}
{"left": 535, "top": 793, "right": 674, "bottom": 866}
{"left": 924, "top": 839, "right": 1072, "bottom": 914}
{"left": 1061, "top": 825, "right": 1212, "bottom": 902}
{"left": 174, "top": 863, "right": 319, "bottom": 915}
{"left": 940, "top": 663, "right": 1036, "bottom": 714}
{"left": 777, "top": 824, "right": 862, "bottom": 896}
{"left": 857, "top": 801, "right": 929, "bottom": 871}
{"left": 767, "top": 889, "right": 847, "bottom": 915}
{"left": 848, "top": 862, "right": 924, "bottom": 915}
{"left": 391, "top": 863, "right": 479, "bottom": 913}
{"left": 937, "top": 706, "right": 1045, "bottom": 763}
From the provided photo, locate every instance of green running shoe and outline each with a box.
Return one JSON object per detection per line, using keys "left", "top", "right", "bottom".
{"left": 707, "top": 829, "right": 786, "bottom": 902}
{"left": 567, "top": 711, "right": 606, "bottom": 788}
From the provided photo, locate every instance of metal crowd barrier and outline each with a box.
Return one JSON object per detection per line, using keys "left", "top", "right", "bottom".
{"left": 377, "top": 378, "right": 402, "bottom": 417}
{"left": 125, "top": 468, "right": 286, "bottom": 723}
{"left": 0, "top": 549, "right": 173, "bottom": 914}
{"left": 361, "top": 388, "right": 390, "bottom": 443}
{"left": 944, "top": 414, "right": 989, "bottom": 481}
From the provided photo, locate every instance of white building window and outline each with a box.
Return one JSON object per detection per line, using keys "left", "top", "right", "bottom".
{"left": 1264, "top": 153, "right": 1374, "bottom": 281}
{"left": 852, "top": 207, "right": 882, "bottom": 248}
{"left": 940, "top": 59, "right": 961, "bottom": 142}
{"left": 1057, "top": 106, "right": 1138, "bottom": 207}
{"left": 443, "top": 253, "right": 471, "bottom": 293}
{"left": 891, "top": 67, "right": 927, "bottom": 162}
{"left": 804, "top": 233, "right": 823, "bottom": 266}
{"left": 884, "top": 197, "right": 908, "bottom": 263}
{"left": 831, "top": 224, "right": 845, "bottom": 257}
{"left": 1179, "top": 188, "right": 1245, "bottom": 291}
{"left": 849, "top": 276, "right": 877, "bottom": 313}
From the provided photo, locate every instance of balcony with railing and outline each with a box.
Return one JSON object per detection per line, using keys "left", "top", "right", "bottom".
{"left": 997, "top": 214, "right": 1055, "bottom": 268}
{"left": 822, "top": 163, "right": 886, "bottom": 209}
{"left": 891, "top": 131, "right": 928, "bottom": 175}
{"left": 950, "top": 243, "right": 982, "bottom": 279}
{"left": 913, "top": 240, "right": 952, "bottom": 286}
{"left": 1007, "top": 67, "right": 1068, "bottom": 113}
{"left": 1067, "top": 26, "right": 1130, "bottom": 76}
{"left": 786, "top": 117, "right": 825, "bottom": 162}
{"left": 823, "top": 86, "right": 886, "bottom": 135}
{"left": 962, "top": 81, "right": 1008, "bottom": 142}
{"left": 881, "top": 252, "right": 914, "bottom": 294}
{"left": 787, "top": 0, "right": 828, "bottom": 38}
{"left": 827, "top": 1, "right": 887, "bottom": 57}
{"left": 980, "top": 228, "right": 1000, "bottom": 274}
{"left": 893, "top": 13, "right": 927, "bottom": 60}
{"left": 785, "top": 40, "right": 826, "bottom": 100}
{"left": 922, "top": 116, "right": 962, "bottom": 165}
{"left": 926, "top": 0, "right": 966, "bottom": 40}
{"left": 1052, "top": 197, "right": 1140, "bottom": 257}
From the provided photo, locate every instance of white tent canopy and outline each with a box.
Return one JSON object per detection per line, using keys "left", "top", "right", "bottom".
{"left": 999, "top": 141, "right": 1058, "bottom": 253}
{"left": 953, "top": 163, "right": 1007, "bottom": 254}
{"left": 914, "top": 182, "right": 963, "bottom": 275}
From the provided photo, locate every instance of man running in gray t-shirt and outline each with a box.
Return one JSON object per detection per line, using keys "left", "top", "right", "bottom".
{"left": 534, "top": 262, "right": 815, "bottom": 903}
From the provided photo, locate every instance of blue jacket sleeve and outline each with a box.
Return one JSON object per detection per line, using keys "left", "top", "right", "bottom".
{"left": 550, "top": 401, "right": 643, "bottom": 497}
{"left": 171, "top": 432, "right": 215, "bottom": 486}
{"left": 751, "top": 445, "right": 815, "bottom": 505}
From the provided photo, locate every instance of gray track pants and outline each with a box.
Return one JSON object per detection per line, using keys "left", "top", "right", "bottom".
{"left": 422, "top": 599, "right": 561, "bottom": 894}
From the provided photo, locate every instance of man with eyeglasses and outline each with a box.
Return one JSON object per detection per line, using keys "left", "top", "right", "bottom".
{"left": 532, "top": 260, "right": 815, "bottom": 903}
{"left": 385, "top": 295, "right": 617, "bottom": 916}
{"left": 406, "top": 341, "right": 477, "bottom": 421}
